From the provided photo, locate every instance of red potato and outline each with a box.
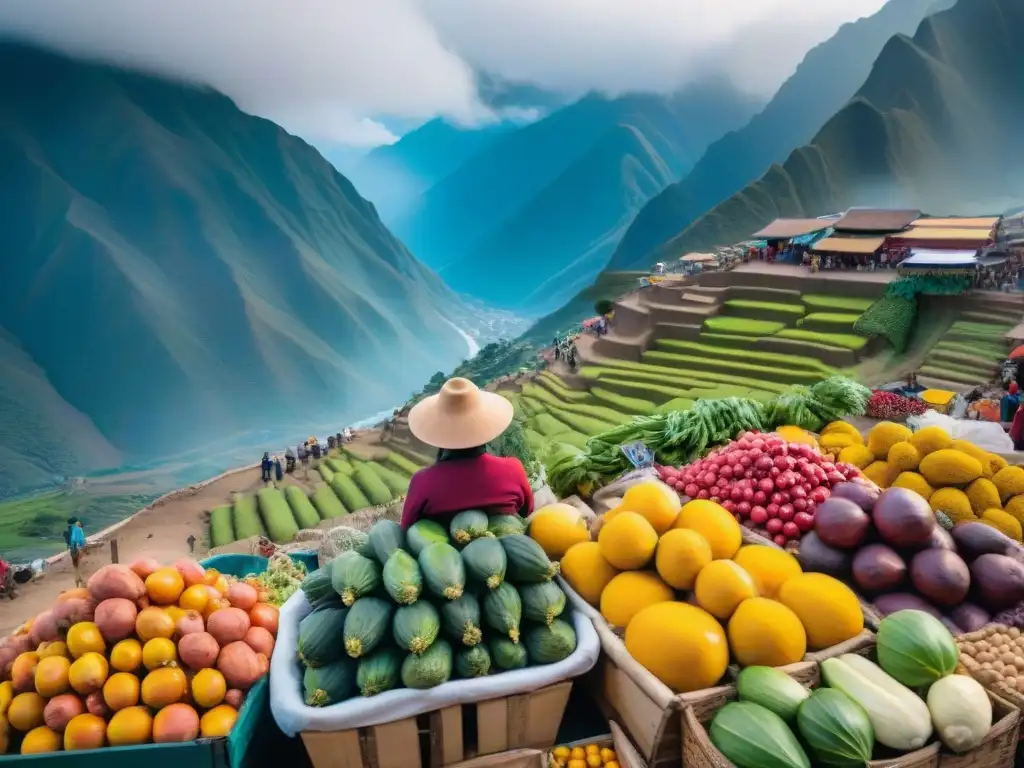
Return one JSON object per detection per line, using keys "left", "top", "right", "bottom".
{"left": 206, "top": 608, "right": 250, "bottom": 645}
{"left": 87, "top": 564, "right": 146, "bottom": 602}
{"left": 94, "top": 598, "right": 139, "bottom": 642}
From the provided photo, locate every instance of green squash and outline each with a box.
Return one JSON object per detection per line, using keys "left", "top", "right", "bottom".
{"left": 382, "top": 550, "right": 423, "bottom": 604}
{"left": 450, "top": 509, "right": 489, "bottom": 545}
{"left": 393, "top": 600, "right": 441, "bottom": 655}
{"left": 500, "top": 534, "right": 559, "bottom": 583}
{"left": 310, "top": 591, "right": 344, "bottom": 611}
{"left": 462, "top": 537, "right": 507, "bottom": 590}
{"left": 368, "top": 519, "right": 406, "bottom": 565}
{"left": 736, "top": 666, "right": 810, "bottom": 723}
{"left": 343, "top": 597, "right": 393, "bottom": 658}
{"left": 331, "top": 551, "right": 381, "bottom": 606}
{"left": 356, "top": 647, "right": 402, "bottom": 696}
{"left": 419, "top": 542, "right": 466, "bottom": 600}
{"left": 298, "top": 605, "right": 349, "bottom": 667}
{"left": 455, "top": 645, "right": 491, "bottom": 678}
{"left": 300, "top": 569, "right": 335, "bottom": 604}
{"left": 876, "top": 609, "right": 958, "bottom": 687}
{"left": 523, "top": 618, "right": 576, "bottom": 664}
{"left": 710, "top": 702, "right": 811, "bottom": 768}
{"left": 519, "top": 582, "right": 566, "bottom": 626}
{"left": 484, "top": 582, "right": 522, "bottom": 643}
{"left": 401, "top": 638, "right": 453, "bottom": 689}
{"left": 407, "top": 519, "right": 449, "bottom": 556}
{"left": 303, "top": 658, "right": 357, "bottom": 707}
{"left": 489, "top": 636, "right": 528, "bottom": 671}
{"left": 440, "top": 593, "right": 483, "bottom": 646}
{"left": 488, "top": 515, "right": 526, "bottom": 538}
{"left": 795, "top": 688, "right": 874, "bottom": 767}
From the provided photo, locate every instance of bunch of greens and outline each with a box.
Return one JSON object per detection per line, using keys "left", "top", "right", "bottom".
{"left": 853, "top": 295, "right": 917, "bottom": 352}
{"left": 886, "top": 274, "right": 972, "bottom": 299}
{"left": 248, "top": 553, "right": 307, "bottom": 606}
{"left": 488, "top": 417, "right": 543, "bottom": 485}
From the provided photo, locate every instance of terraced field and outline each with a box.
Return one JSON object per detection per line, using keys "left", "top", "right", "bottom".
{"left": 917, "top": 311, "right": 1015, "bottom": 388}
{"left": 207, "top": 448, "right": 424, "bottom": 547}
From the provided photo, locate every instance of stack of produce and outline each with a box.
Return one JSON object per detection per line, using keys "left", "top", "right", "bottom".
{"left": 0, "top": 557, "right": 282, "bottom": 755}
{"left": 865, "top": 390, "right": 927, "bottom": 419}
{"left": 655, "top": 427, "right": 862, "bottom": 547}
{"left": 847, "top": 422, "right": 1022, "bottom": 542}
{"left": 546, "top": 376, "right": 871, "bottom": 497}
{"left": 798, "top": 479, "right": 1024, "bottom": 634}
{"left": 244, "top": 553, "right": 308, "bottom": 606}
{"left": 296, "top": 512, "right": 577, "bottom": 707}
{"left": 556, "top": 480, "right": 865, "bottom": 693}
{"left": 550, "top": 741, "right": 620, "bottom": 768}
{"left": 710, "top": 610, "right": 995, "bottom": 767}
{"left": 959, "top": 625, "right": 1024, "bottom": 699}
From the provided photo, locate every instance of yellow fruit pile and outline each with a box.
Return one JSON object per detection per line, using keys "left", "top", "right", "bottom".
{"left": 558, "top": 480, "right": 864, "bottom": 693}
{"left": 0, "top": 558, "right": 280, "bottom": 755}
{"left": 853, "top": 422, "right": 1022, "bottom": 541}
{"left": 551, "top": 741, "right": 619, "bottom": 768}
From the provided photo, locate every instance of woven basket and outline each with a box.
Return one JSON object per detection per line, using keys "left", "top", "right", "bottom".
{"left": 957, "top": 627, "right": 1024, "bottom": 711}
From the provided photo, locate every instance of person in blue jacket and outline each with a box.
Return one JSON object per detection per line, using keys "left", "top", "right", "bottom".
{"left": 260, "top": 452, "right": 273, "bottom": 482}
{"left": 67, "top": 518, "right": 86, "bottom": 587}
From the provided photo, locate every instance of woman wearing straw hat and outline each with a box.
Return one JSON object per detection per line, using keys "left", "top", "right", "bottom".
{"left": 400, "top": 377, "right": 534, "bottom": 530}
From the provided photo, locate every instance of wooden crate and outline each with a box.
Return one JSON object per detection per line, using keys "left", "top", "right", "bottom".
{"left": 550, "top": 721, "right": 648, "bottom": 768}
{"left": 299, "top": 681, "right": 572, "bottom": 768}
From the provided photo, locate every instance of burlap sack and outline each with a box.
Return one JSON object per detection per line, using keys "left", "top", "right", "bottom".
{"left": 316, "top": 524, "right": 369, "bottom": 568}
{"left": 589, "top": 467, "right": 659, "bottom": 516}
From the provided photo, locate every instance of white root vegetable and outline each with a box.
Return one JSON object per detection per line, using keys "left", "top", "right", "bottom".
{"left": 926, "top": 675, "right": 992, "bottom": 753}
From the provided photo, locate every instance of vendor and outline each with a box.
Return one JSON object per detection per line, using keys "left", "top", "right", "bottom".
{"left": 1003, "top": 382, "right": 1021, "bottom": 422}
{"left": 400, "top": 377, "right": 533, "bottom": 531}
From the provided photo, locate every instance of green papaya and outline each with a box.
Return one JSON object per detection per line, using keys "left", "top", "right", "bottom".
{"left": 343, "top": 597, "right": 393, "bottom": 658}
{"left": 488, "top": 515, "right": 526, "bottom": 538}
{"left": 300, "top": 569, "right": 334, "bottom": 604}
{"left": 401, "top": 639, "right": 453, "bottom": 689}
{"left": 440, "top": 593, "right": 483, "bottom": 646}
{"left": 483, "top": 582, "right": 522, "bottom": 643}
{"left": 461, "top": 537, "right": 507, "bottom": 590}
{"left": 357, "top": 647, "right": 402, "bottom": 696}
{"left": 368, "top": 519, "right": 405, "bottom": 565}
{"left": 393, "top": 601, "right": 440, "bottom": 655}
{"left": 455, "top": 645, "right": 491, "bottom": 678}
{"left": 450, "top": 509, "right": 489, "bottom": 544}
{"left": 490, "top": 636, "right": 528, "bottom": 671}
{"left": 407, "top": 519, "right": 449, "bottom": 556}
{"left": 524, "top": 618, "right": 577, "bottom": 664}
{"left": 382, "top": 550, "right": 423, "bottom": 604}
{"left": 500, "top": 535, "right": 558, "bottom": 582}
{"left": 298, "top": 605, "right": 348, "bottom": 667}
{"left": 303, "top": 658, "right": 357, "bottom": 706}
{"left": 331, "top": 550, "right": 381, "bottom": 606}
{"left": 520, "top": 581, "right": 567, "bottom": 626}
{"left": 419, "top": 542, "right": 466, "bottom": 600}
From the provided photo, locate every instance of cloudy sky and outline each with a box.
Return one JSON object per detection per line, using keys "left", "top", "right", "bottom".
{"left": 0, "top": 0, "right": 889, "bottom": 148}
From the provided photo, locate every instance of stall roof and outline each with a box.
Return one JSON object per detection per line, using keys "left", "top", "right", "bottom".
{"left": 911, "top": 217, "right": 1000, "bottom": 229}
{"left": 891, "top": 226, "right": 995, "bottom": 243}
{"left": 751, "top": 218, "right": 834, "bottom": 239}
{"left": 832, "top": 208, "right": 921, "bottom": 232}
{"left": 811, "top": 236, "right": 886, "bottom": 254}
{"left": 681, "top": 252, "right": 717, "bottom": 263}
{"left": 899, "top": 249, "right": 979, "bottom": 269}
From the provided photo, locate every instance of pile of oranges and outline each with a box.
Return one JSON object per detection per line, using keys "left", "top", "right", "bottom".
{"left": 0, "top": 556, "right": 285, "bottom": 755}
{"left": 550, "top": 742, "right": 620, "bottom": 768}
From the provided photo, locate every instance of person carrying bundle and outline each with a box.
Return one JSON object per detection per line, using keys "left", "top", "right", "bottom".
{"left": 297, "top": 443, "right": 309, "bottom": 478}
{"left": 274, "top": 455, "right": 283, "bottom": 481}
{"left": 285, "top": 447, "right": 296, "bottom": 473}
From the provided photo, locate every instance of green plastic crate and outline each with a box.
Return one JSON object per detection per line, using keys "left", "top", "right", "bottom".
{"left": 0, "top": 554, "right": 317, "bottom": 767}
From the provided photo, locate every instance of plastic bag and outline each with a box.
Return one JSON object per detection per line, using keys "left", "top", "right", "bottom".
{"left": 907, "top": 410, "right": 1014, "bottom": 452}
{"left": 270, "top": 589, "right": 600, "bottom": 736}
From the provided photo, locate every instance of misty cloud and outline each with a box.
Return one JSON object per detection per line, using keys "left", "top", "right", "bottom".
{"left": 0, "top": 0, "right": 888, "bottom": 146}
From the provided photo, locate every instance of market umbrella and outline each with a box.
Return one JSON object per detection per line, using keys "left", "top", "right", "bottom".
{"left": 1009, "top": 345, "right": 1024, "bottom": 360}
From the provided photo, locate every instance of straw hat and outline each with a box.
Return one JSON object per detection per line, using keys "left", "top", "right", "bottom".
{"left": 408, "top": 377, "right": 514, "bottom": 450}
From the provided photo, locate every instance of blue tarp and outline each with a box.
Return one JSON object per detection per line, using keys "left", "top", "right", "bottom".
{"left": 790, "top": 227, "right": 834, "bottom": 246}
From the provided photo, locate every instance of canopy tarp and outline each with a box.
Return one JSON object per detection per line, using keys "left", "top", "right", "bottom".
{"left": 751, "top": 218, "right": 834, "bottom": 239}
{"left": 811, "top": 235, "right": 885, "bottom": 254}
{"left": 898, "top": 249, "right": 978, "bottom": 271}
{"left": 790, "top": 227, "right": 834, "bottom": 246}
{"left": 910, "top": 217, "right": 1000, "bottom": 229}
{"left": 681, "top": 252, "right": 716, "bottom": 263}
{"left": 888, "top": 227, "right": 994, "bottom": 247}
{"left": 832, "top": 208, "right": 920, "bottom": 232}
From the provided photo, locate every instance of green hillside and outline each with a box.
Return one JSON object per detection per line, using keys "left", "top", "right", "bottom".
{"left": 645, "top": 0, "right": 1024, "bottom": 261}
{"left": 607, "top": 0, "right": 949, "bottom": 271}
{"left": 0, "top": 41, "right": 472, "bottom": 493}
{"left": 392, "top": 86, "right": 761, "bottom": 313}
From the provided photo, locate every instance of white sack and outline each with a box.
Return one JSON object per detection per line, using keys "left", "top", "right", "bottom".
{"left": 907, "top": 410, "right": 1014, "bottom": 453}
{"left": 270, "top": 589, "right": 600, "bottom": 737}
{"left": 590, "top": 467, "right": 659, "bottom": 516}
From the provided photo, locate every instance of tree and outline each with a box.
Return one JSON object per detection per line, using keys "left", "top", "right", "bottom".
{"left": 594, "top": 299, "right": 615, "bottom": 316}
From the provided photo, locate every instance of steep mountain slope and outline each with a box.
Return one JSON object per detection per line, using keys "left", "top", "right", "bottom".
{"left": 608, "top": 0, "right": 950, "bottom": 270}
{"left": 650, "top": 0, "right": 1024, "bottom": 260}
{"left": 0, "top": 42, "right": 472, "bottom": 493}
{"left": 395, "top": 85, "right": 760, "bottom": 312}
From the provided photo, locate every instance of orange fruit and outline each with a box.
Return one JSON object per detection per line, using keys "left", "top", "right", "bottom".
{"left": 204, "top": 568, "right": 221, "bottom": 586}
{"left": 143, "top": 638, "right": 177, "bottom": 671}
{"left": 66, "top": 622, "right": 106, "bottom": 658}
{"left": 0, "top": 680, "right": 13, "bottom": 716}
{"left": 153, "top": 703, "right": 200, "bottom": 743}
{"left": 191, "top": 668, "right": 227, "bottom": 709}
{"left": 164, "top": 605, "right": 186, "bottom": 626}
{"left": 146, "top": 568, "right": 185, "bottom": 605}
{"left": 69, "top": 652, "right": 109, "bottom": 695}
{"left": 179, "top": 584, "right": 211, "bottom": 613}
{"left": 141, "top": 667, "right": 186, "bottom": 709}
{"left": 203, "top": 598, "right": 231, "bottom": 621}
{"left": 136, "top": 606, "right": 175, "bottom": 641}
{"left": 20, "top": 725, "right": 61, "bottom": 754}
{"left": 212, "top": 575, "right": 229, "bottom": 596}
{"left": 103, "top": 672, "right": 141, "bottom": 712}
{"left": 110, "top": 639, "right": 143, "bottom": 673}
{"left": 64, "top": 713, "right": 106, "bottom": 750}
{"left": 200, "top": 704, "right": 238, "bottom": 738}
{"left": 8, "top": 692, "right": 46, "bottom": 732}
{"left": 107, "top": 706, "right": 153, "bottom": 746}
{"left": 37, "top": 641, "right": 69, "bottom": 660}
{"left": 34, "top": 656, "right": 72, "bottom": 698}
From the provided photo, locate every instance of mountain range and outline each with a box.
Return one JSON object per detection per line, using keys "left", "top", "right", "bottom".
{"left": 642, "top": 0, "right": 1024, "bottom": 260}
{"left": 607, "top": 0, "right": 951, "bottom": 271}
{"left": 0, "top": 41, "right": 474, "bottom": 495}
{"left": 389, "top": 85, "right": 762, "bottom": 314}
